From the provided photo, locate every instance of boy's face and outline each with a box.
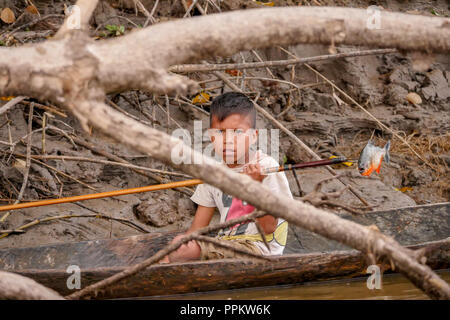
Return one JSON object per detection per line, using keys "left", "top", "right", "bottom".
{"left": 209, "top": 114, "right": 257, "bottom": 167}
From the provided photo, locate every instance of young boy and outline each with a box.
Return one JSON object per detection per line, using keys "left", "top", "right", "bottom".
{"left": 160, "top": 92, "right": 293, "bottom": 263}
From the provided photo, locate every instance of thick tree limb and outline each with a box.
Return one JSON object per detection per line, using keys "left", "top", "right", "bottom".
{"left": 0, "top": 271, "right": 64, "bottom": 300}
{"left": 1, "top": 7, "right": 449, "bottom": 101}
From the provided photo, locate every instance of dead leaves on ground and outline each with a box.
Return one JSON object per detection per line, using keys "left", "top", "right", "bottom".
{"left": 192, "top": 92, "right": 210, "bottom": 105}
{"left": 1, "top": 8, "right": 15, "bottom": 24}
{"left": 1, "top": 5, "right": 39, "bottom": 24}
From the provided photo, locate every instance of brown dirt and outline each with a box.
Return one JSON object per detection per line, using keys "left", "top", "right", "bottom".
{"left": 0, "top": 0, "right": 448, "bottom": 249}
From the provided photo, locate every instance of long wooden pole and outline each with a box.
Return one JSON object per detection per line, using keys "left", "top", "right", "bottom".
{"left": 0, "top": 158, "right": 349, "bottom": 213}
{"left": 0, "top": 179, "right": 203, "bottom": 213}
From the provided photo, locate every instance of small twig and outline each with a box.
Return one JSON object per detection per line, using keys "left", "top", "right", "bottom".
{"left": 0, "top": 14, "right": 64, "bottom": 38}
{"left": 0, "top": 96, "right": 27, "bottom": 116}
{"left": 183, "top": 0, "right": 199, "bottom": 18}
{"left": 41, "top": 113, "right": 47, "bottom": 154}
{"left": 173, "top": 97, "right": 210, "bottom": 116}
{"left": 291, "top": 169, "right": 303, "bottom": 197}
{"left": 0, "top": 119, "right": 11, "bottom": 130}
{"left": 0, "top": 229, "right": 25, "bottom": 234}
{"left": 169, "top": 49, "right": 397, "bottom": 73}
{"left": 154, "top": 99, "right": 184, "bottom": 129}
{"left": 164, "top": 94, "right": 170, "bottom": 131}
{"left": 106, "top": 98, "right": 153, "bottom": 127}
{"left": 13, "top": 153, "right": 192, "bottom": 178}
{"left": 74, "top": 202, "right": 150, "bottom": 233}
{"left": 235, "top": 76, "right": 301, "bottom": 90}
{"left": 251, "top": 49, "right": 275, "bottom": 78}
{"left": 143, "top": 0, "right": 159, "bottom": 28}
{"left": 30, "top": 158, "right": 98, "bottom": 191}
{"left": 0, "top": 213, "right": 150, "bottom": 240}
{"left": 20, "top": 100, "right": 67, "bottom": 118}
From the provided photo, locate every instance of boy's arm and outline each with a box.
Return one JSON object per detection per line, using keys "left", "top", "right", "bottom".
{"left": 186, "top": 205, "right": 216, "bottom": 234}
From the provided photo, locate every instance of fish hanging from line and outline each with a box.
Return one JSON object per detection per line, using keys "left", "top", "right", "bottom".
{"left": 358, "top": 140, "right": 391, "bottom": 176}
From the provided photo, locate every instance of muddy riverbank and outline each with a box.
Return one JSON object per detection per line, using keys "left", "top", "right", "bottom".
{"left": 0, "top": 0, "right": 448, "bottom": 249}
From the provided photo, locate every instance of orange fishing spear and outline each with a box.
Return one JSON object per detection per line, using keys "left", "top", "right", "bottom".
{"left": 0, "top": 157, "right": 348, "bottom": 212}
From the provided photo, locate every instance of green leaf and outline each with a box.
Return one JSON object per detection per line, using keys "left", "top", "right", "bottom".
{"left": 105, "top": 24, "right": 118, "bottom": 32}
{"left": 430, "top": 8, "right": 439, "bottom": 16}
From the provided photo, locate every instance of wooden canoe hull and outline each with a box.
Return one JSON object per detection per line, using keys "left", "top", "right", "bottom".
{"left": 1, "top": 202, "right": 449, "bottom": 271}
{"left": 11, "top": 239, "right": 450, "bottom": 299}
{"left": 0, "top": 202, "right": 449, "bottom": 299}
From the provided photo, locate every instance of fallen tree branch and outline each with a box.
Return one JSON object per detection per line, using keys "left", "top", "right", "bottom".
{"left": 0, "top": 271, "right": 64, "bottom": 300}
{"left": 169, "top": 49, "right": 397, "bottom": 73}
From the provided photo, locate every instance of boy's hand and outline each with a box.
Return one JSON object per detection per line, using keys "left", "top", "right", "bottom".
{"left": 243, "top": 163, "right": 267, "bottom": 182}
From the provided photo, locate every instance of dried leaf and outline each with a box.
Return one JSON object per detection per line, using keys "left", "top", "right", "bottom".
{"left": 1, "top": 7, "right": 16, "bottom": 24}
{"left": 254, "top": 1, "right": 275, "bottom": 6}
{"left": 0, "top": 96, "right": 15, "bottom": 101}
{"left": 225, "top": 69, "right": 243, "bottom": 77}
{"left": 192, "top": 92, "right": 210, "bottom": 105}
{"left": 25, "top": 5, "right": 39, "bottom": 15}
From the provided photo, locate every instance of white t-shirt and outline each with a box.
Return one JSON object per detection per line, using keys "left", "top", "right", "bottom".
{"left": 190, "top": 150, "right": 293, "bottom": 255}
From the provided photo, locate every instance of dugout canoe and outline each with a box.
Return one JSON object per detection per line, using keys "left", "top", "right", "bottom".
{"left": 0, "top": 202, "right": 449, "bottom": 299}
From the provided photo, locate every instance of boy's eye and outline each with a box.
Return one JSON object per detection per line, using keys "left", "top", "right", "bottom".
{"left": 208, "top": 129, "right": 224, "bottom": 137}
{"left": 234, "top": 129, "right": 245, "bottom": 135}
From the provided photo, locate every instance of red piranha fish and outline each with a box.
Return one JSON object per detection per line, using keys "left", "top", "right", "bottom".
{"left": 358, "top": 140, "right": 391, "bottom": 176}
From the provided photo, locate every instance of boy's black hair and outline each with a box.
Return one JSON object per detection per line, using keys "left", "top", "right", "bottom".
{"left": 210, "top": 92, "right": 256, "bottom": 128}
